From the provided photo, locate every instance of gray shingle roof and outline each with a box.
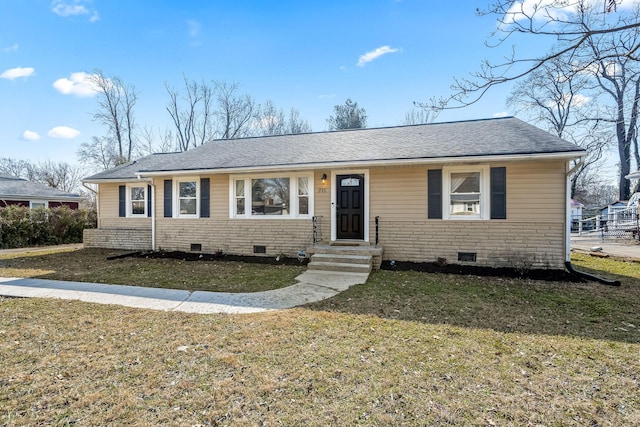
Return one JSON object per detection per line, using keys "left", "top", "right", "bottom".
{"left": 0, "top": 175, "right": 83, "bottom": 200}
{"left": 84, "top": 117, "right": 585, "bottom": 181}
{"left": 83, "top": 152, "right": 181, "bottom": 181}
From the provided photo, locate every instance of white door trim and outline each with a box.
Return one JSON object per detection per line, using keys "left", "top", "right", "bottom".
{"left": 331, "top": 169, "right": 369, "bottom": 242}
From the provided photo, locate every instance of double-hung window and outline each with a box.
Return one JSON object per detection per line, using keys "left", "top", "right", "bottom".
{"left": 442, "top": 166, "right": 490, "bottom": 220}
{"left": 231, "top": 174, "right": 313, "bottom": 218}
{"left": 298, "top": 177, "right": 309, "bottom": 215}
{"left": 127, "top": 184, "right": 147, "bottom": 217}
{"left": 176, "top": 179, "right": 199, "bottom": 217}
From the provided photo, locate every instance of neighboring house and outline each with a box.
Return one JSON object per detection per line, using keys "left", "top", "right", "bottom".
{"left": 570, "top": 199, "right": 585, "bottom": 232}
{"left": 600, "top": 200, "right": 628, "bottom": 217}
{"left": 0, "top": 174, "right": 83, "bottom": 209}
{"left": 83, "top": 117, "right": 585, "bottom": 270}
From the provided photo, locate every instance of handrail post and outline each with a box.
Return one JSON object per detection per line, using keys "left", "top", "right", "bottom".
{"left": 375, "top": 216, "right": 379, "bottom": 247}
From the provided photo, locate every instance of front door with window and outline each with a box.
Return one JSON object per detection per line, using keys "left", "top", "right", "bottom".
{"left": 336, "top": 174, "right": 365, "bottom": 240}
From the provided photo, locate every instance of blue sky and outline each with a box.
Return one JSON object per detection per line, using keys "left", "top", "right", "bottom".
{"left": 0, "top": 0, "right": 580, "bottom": 170}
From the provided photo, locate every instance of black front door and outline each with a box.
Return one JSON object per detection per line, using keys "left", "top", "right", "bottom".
{"left": 336, "top": 174, "right": 365, "bottom": 240}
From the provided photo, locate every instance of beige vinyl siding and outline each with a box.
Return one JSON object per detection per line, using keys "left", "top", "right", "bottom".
{"left": 97, "top": 183, "right": 120, "bottom": 221}
{"left": 370, "top": 166, "right": 427, "bottom": 220}
{"left": 90, "top": 158, "right": 569, "bottom": 268}
{"left": 366, "top": 160, "right": 568, "bottom": 269}
{"left": 314, "top": 169, "right": 331, "bottom": 218}
{"left": 97, "top": 183, "right": 151, "bottom": 229}
{"left": 506, "top": 159, "right": 566, "bottom": 221}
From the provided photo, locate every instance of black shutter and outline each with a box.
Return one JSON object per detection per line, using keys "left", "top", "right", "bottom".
{"left": 118, "top": 185, "right": 126, "bottom": 217}
{"left": 427, "top": 169, "right": 442, "bottom": 219}
{"left": 490, "top": 167, "right": 507, "bottom": 219}
{"left": 200, "top": 178, "right": 210, "bottom": 218}
{"left": 147, "top": 184, "right": 152, "bottom": 217}
{"left": 164, "top": 179, "right": 172, "bottom": 218}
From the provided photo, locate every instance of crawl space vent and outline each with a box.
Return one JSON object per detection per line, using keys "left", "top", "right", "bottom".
{"left": 253, "top": 245, "right": 267, "bottom": 254}
{"left": 458, "top": 252, "right": 477, "bottom": 262}
{"left": 190, "top": 243, "right": 202, "bottom": 252}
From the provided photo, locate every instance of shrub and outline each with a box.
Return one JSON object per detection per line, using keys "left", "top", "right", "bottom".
{"left": 0, "top": 206, "right": 97, "bottom": 249}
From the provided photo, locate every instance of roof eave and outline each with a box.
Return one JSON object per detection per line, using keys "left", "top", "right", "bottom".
{"left": 129, "top": 150, "right": 585, "bottom": 178}
{"left": 0, "top": 195, "right": 84, "bottom": 201}
{"left": 82, "top": 150, "right": 585, "bottom": 182}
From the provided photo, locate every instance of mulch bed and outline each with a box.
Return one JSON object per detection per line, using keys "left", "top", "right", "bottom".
{"left": 118, "top": 250, "right": 309, "bottom": 266}
{"left": 380, "top": 260, "right": 585, "bottom": 282}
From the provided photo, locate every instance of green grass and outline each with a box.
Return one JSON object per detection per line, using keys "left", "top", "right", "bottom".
{"left": 0, "top": 248, "right": 305, "bottom": 292}
{"left": 1, "top": 250, "right": 639, "bottom": 425}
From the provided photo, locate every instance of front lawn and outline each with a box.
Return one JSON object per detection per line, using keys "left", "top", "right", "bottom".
{"left": 0, "top": 248, "right": 305, "bottom": 293}
{"left": 0, "top": 250, "right": 639, "bottom": 425}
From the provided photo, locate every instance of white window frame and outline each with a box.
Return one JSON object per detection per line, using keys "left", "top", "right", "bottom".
{"left": 126, "top": 183, "right": 147, "bottom": 217}
{"left": 442, "top": 165, "right": 490, "bottom": 220}
{"left": 229, "top": 173, "right": 314, "bottom": 219}
{"left": 29, "top": 200, "right": 48, "bottom": 209}
{"left": 174, "top": 177, "right": 200, "bottom": 218}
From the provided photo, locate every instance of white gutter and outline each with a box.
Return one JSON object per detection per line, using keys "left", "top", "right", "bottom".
{"left": 565, "top": 162, "right": 572, "bottom": 262}
{"left": 132, "top": 151, "right": 585, "bottom": 179}
{"left": 150, "top": 183, "right": 156, "bottom": 251}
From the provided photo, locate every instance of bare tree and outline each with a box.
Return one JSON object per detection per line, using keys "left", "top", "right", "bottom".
{"left": 35, "top": 160, "right": 85, "bottom": 193}
{"left": 582, "top": 10, "right": 640, "bottom": 200}
{"left": 0, "top": 158, "right": 36, "bottom": 179}
{"left": 78, "top": 136, "right": 120, "bottom": 171}
{"left": 0, "top": 158, "right": 84, "bottom": 193}
{"left": 88, "top": 70, "right": 138, "bottom": 165}
{"left": 327, "top": 98, "right": 367, "bottom": 130}
{"left": 254, "top": 100, "right": 287, "bottom": 136}
{"left": 507, "top": 56, "right": 609, "bottom": 197}
{"left": 137, "top": 126, "right": 176, "bottom": 157}
{"left": 421, "top": 1, "right": 640, "bottom": 110}
{"left": 287, "top": 108, "right": 312, "bottom": 134}
{"left": 253, "top": 102, "right": 313, "bottom": 136}
{"left": 214, "top": 81, "right": 256, "bottom": 139}
{"left": 402, "top": 108, "right": 438, "bottom": 125}
{"left": 165, "top": 75, "right": 214, "bottom": 151}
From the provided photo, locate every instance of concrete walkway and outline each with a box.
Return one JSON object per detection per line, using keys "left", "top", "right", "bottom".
{"left": 0, "top": 270, "right": 369, "bottom": 314}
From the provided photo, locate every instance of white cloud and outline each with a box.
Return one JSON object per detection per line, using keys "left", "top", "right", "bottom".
{"left": 48, "top": 126, "right": 81, "bottom": 139}
{"left": 187, "top": 20, "right": 201, "bottom": 38}
{"left": 2, "top": 43, "right": 19, "bottom": 53}
{"left": 53, "top": 72, "right": 98, "bottom": 97}
{"left": 51, "top": 0, "right": 99, "bottom": 22}
{"left": 493, "top": 111, "right": 510, "bottom": 118}
{"left": 21, "top": 130, "right": 41, "bottom": 141}
{"left": 0, "top": 66, "right": 35, "bottom": 80}
{"left": 357, "top": 45, "right": 400, "bottom": 67}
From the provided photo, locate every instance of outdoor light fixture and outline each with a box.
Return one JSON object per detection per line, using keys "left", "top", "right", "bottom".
{"left": 321, "top": 173, "right": 327, "bottom": 185}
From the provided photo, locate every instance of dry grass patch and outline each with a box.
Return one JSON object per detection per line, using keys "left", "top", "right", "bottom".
{"left": 1, "top": 299, "right": 638, "bottom": 425}
{"left": 1, "top": 249, "right": 639, "bottom": 424}
{"left": 0, "top": 248, "right": 305, "bottom": 292}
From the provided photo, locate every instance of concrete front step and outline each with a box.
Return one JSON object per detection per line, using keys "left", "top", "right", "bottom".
{"left": 312, "top": 244, "right": 383, "bottom": 257}
{"left": 307, "top": 261, "right": 372, "bottom": 273}
{"left": 311, "top": 253, "right": 372, "bottom": 265}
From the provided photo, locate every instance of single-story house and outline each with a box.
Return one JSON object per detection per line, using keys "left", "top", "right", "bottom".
{"left": 83, "top": 117, "right": 585, "bottom": 270}
{"left": 0, "top": 174, "right": 83, "bottom": 209}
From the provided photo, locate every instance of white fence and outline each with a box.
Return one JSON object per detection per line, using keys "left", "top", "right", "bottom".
{"left": 576, "top": 204, "right": 639, "bottom": 239}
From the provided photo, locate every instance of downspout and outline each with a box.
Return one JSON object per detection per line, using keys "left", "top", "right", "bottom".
{"left": 151, "top": 182, "right": 156, "bottom": 251}
{"left": 564, "top": 159, "right": 621, "bottom": 286}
